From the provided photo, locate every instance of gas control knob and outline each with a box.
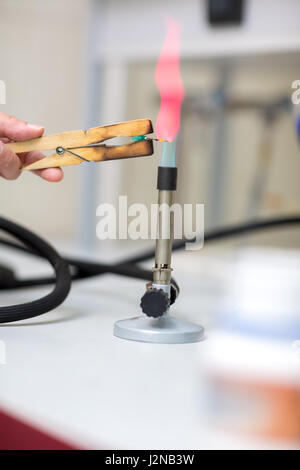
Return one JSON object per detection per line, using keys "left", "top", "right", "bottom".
{"left": 140, "top": 288, "right": 170, "bottom": 318}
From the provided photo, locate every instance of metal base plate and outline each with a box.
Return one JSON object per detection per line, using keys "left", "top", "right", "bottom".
{"left": 114, "top": 315, "right": 204, "bottom": 344}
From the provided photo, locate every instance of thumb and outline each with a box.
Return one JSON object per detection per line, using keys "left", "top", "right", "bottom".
{"left": 0, "top": 141, "right": 21, "bottom": 180}
{"left": 0, "top": 112, "right": 44, "bottom": 141}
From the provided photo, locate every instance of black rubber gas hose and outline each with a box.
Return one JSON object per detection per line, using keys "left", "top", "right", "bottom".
{"left": 0, "top": 215, "right": 300, "bottom": 323}
{"left": 0, "top": 217, "right": 71, "bottom": 323}
{"left": 2, "top": 215, "right": 300, "bottom": 287}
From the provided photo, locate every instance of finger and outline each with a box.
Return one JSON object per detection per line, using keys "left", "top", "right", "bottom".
{"left": 35, "top": 167, "right": 64, "bottom": 182}
{"left": 0, "top": 112, "right": 44, "bottom": 141}
{"left": 0, "top": 141, "right": 21, "bottom": 180}
{"left": 22, "top": 151, "right": 63, "bottom": 182}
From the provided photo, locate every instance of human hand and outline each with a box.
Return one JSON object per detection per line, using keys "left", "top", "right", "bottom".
{"left": 0, "top": 112, "right": 63, "bottom": 181}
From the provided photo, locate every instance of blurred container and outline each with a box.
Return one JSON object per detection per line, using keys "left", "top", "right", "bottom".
{"left": 203, "top": 249, "right": 300, "bottom": 447}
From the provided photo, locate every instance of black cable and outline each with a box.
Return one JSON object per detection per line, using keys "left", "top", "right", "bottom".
{"left": 1, "top": 215, "right": 300, "bottom": 288}
{"left": 0, "top": 217, "right": 71, "bottom": 323}
{"left": 0, "top": 215, "right": 300, "bottom": 323}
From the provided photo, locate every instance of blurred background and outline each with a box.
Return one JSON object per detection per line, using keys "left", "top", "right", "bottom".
{"left": 1, "top": 0, "right": 300, "bottom": 246}
{"left": 0, "top": 0, "right": 300, "bottom": 450}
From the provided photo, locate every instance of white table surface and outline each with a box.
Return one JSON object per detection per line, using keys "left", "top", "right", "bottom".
{"left": 0, "top": 242, "right": 226, "bottom": 449}
{"left": 1, "top": 243, "right": 296, "bottom": 449}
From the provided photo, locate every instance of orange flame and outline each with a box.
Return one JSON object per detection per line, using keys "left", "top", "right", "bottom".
{"left": 155, "top": 18, "right": 184, "bottom": 142}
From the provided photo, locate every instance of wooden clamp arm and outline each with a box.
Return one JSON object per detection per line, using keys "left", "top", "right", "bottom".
{"left": 7, "top": 118, "right": 153, "bottom": 154}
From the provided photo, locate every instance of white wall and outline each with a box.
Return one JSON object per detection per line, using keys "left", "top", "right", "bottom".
{"left": 1, "top": 0, "right": 300, "bottom": 249}
{"left": 0, "top": 0, "right": 89, "bottom": 239}
{"left": 98, "top": 0, "right": 300, "bottom": 60}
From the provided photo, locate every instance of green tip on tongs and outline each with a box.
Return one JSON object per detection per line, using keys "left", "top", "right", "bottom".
{"left": 132, "top": 135, "right": 147, "bottom": 141}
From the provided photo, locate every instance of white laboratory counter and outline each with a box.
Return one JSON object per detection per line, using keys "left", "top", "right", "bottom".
{"left": 0, "top": 243, "right": 298, "bottom": 449}
{"left": 0, "top": 243, "right": 224, "bottom": 450}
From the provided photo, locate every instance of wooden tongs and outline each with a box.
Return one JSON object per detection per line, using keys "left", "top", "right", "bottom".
{"left": 6, "top": 118, "right": 154, "bottom": 171}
